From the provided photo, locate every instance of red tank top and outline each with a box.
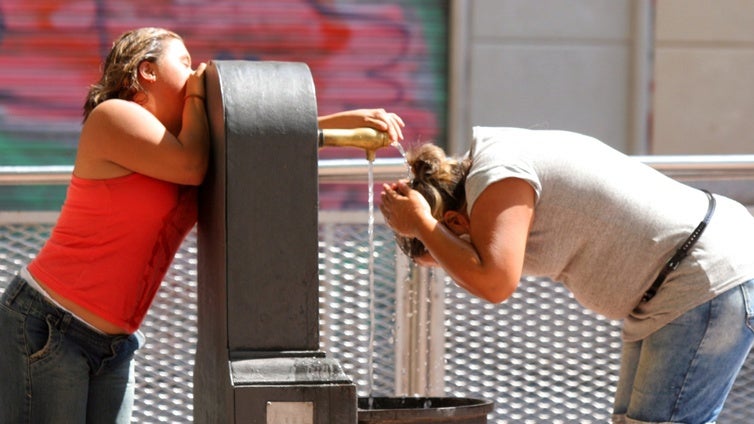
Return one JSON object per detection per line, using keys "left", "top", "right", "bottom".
{"left": 28, "top": 173, "right": 197, "bottom": 333}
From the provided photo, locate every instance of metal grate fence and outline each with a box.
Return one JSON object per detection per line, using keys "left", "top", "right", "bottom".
{"left": 2, "top": 217, "right": 754, "bottom": 423}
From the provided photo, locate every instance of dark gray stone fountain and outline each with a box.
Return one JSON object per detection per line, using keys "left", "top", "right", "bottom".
{"left": 193, "top": 59, "right": 492, "bottom": 423}
{"left": 194, "top": 60, "right": 356, "bottom": 423}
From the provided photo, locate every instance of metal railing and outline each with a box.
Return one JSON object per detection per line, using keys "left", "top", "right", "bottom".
{"left": 3, "top": 156, "right": 754, "bottom": 423}
{"left": 0, "top": 159, "right": 411, "bottom": 185}
{"left": 7, "top": 154, "right": 754, "bottom": 185}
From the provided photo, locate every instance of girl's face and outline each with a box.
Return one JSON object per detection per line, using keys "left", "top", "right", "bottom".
{"left": 142, "top": 37, "right": 193, "bottom": 133}
{"left": 153, "top": 38, "right": 193, "bottom": 98}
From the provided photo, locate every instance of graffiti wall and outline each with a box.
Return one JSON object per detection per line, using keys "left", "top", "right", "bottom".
{"left": 0, "top": 0, "right": 448, "bottom": 209}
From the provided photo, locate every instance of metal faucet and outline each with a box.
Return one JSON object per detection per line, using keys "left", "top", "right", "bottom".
{"left": 318, "top": 128, "right": 391, "bottom": 162}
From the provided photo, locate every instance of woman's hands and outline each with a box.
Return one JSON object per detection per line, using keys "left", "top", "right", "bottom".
{"left": 379, "top": 180, "right": 433, "bottom": 238}
{"left": 318, "top": 108, "right": 405, "bottom": 143}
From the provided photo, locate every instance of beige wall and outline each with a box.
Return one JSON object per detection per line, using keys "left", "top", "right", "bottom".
{"left": 454, "top": 0, "right": 754, "bottom": 155}
{"left": 653, "top": 0, "right": 754, "bottom": 154}
{"left": 453, "top": 0, "right": 640, "bottom": 154}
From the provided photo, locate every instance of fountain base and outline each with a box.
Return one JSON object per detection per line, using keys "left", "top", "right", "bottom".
{"left": 358, "top": 397, "right": 493, "bottom": 424}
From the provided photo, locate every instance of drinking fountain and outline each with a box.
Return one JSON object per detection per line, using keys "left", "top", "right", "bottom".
{"left": 193, "top": 59, "right": 491, "bottom": 423}
{"left": 195, "top": 59, "right": 359, "bottom": 423}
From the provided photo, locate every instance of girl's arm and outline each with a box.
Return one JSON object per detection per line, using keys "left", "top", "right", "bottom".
{"left": 74, "top": 64, "right": 210, "bottom": 185}
{"left": 318, "top": 108, "right": 405, "bottom": 142}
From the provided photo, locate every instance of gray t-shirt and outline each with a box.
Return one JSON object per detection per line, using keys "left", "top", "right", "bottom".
{"left": 465, "top": 127, "right": 754, "bottom": 341}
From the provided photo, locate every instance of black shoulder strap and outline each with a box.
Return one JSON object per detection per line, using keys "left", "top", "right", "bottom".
{"left": 642, "top": 190, "right": 716, "bottom": 303}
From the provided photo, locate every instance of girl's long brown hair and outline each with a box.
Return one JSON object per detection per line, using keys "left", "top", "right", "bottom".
{"left": 83, "top": 27, "right": 181, "bottom": 121}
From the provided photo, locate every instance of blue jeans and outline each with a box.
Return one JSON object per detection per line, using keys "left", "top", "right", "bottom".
{"left": 612, "top": 279, "right": 754, "bottom": 424}
{"left": 0, "top": 275, "right": 142, "bottom": 423}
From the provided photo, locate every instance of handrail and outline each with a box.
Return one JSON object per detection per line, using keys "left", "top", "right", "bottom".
{"left": 636, "top": 155, "right": 754, "bottom": 180}
{"left": 0, "top": 165, "right": 76, "bottom": 185}
{"left": 0, "top": 159, "right": 410, "bottom": 185}
{"left": 4, "top": 155, "right": 754, "bottom": 185}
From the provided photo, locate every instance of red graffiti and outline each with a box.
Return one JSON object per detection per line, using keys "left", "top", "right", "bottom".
{"left": 0, "top": 0, "right": 444, "bottom": 208}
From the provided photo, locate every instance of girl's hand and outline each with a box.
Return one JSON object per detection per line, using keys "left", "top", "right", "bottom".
{"left": 318, "top": 108, "right": 405, "bottom": 143}
{"left": 185, "top": 62, "right": 207, "bottom": 98}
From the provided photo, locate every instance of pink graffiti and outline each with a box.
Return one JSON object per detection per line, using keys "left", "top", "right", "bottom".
{"left": 1, "top": 0, "right": 437, "bottom": 139}
{"left": 0, "top": 0, "right": 441, "bottom": 208}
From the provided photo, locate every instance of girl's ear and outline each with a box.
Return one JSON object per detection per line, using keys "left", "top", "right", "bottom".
{"left": 442, "top": 210, "right": 470, "bottom": 235}
{"left": 138, "top": 61, "right": 157, "bottom": 82}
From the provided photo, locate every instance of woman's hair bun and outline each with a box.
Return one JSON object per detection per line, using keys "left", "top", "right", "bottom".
{"left": 408, "top": 144, "right": 447, "bottom": 183}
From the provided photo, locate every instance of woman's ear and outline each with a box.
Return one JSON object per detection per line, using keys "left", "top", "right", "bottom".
{"left": 442, "top": 210, "right": 470, "bottom": 235}
{"left": 138, "top": 61, "right": 157, "bottom": 82}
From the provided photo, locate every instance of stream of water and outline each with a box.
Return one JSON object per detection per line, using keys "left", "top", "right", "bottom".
{"left": 365, "top": 159, "right": 376, "bottom": 405}
{"left": 365, "top": 141, "right": 410, "bottom": 407}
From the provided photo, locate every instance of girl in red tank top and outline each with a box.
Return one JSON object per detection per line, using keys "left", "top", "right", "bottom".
{"left": 0, "top": 27, "right": 404, "bottom": 423}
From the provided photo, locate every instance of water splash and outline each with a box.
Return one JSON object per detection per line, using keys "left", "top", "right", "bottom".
{"left": 391, "top": 140, "right": 412, "bottom": 179}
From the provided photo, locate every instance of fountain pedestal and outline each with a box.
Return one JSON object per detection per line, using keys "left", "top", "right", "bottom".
{"left": 194, "top": 60, "right": 357, "bottom": 423}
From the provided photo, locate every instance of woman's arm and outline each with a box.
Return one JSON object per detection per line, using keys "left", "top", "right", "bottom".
{"left": 318, "top": 108, "right": 405, "bottom": 142}
{"left": 381, "top": 177, "right": 535, "bottom": 303}
{"left": 461, "top": 178, "right": 535, "bottom": 301}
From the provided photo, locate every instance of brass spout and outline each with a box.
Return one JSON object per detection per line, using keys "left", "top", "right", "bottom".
{"left": 318, "top": 128, "right": 391, "bottom": 162}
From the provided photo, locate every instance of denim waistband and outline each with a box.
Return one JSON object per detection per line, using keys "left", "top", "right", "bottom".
{"left": 2, "top": 274, "right": 134, "bottom": 350}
